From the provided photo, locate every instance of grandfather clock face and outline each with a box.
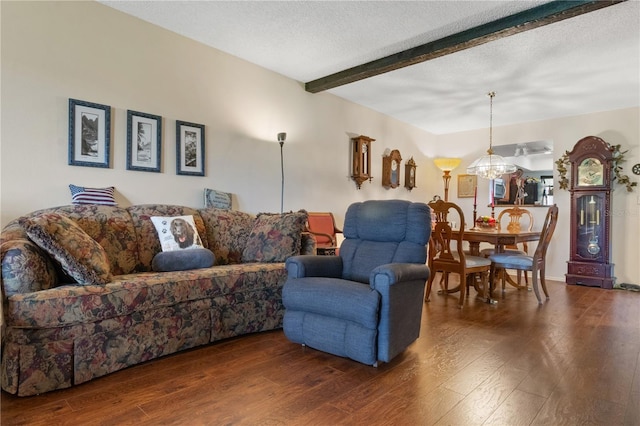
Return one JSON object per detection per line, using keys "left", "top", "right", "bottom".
{"left": 578, "top": 157, "right": 604, "bottom": 186}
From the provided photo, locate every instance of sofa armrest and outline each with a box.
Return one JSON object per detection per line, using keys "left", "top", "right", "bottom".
{"left": 285, "top": 255, "right": 343, "bottom": 279}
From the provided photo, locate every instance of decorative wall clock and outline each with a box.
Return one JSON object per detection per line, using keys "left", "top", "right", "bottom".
{"left": 351, "top": 135, "right": 375, "bottom": 189}
{"left": 565, "top": 136, "right": 615, "bottom": 289}
{"left": 382, "top": 149, "right": 402, "bottom": 189}
{"left": 405, "top": 157, "right": 417, "bottom": 190}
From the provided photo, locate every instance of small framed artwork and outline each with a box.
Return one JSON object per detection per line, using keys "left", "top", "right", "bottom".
{"left": 68, "top": 98, "right": 111, "bottom": 168}
{"left": 176, "top": 120, "right": 205, "bottom": 176}
{"left": 127, "top": 110, "right": 162, "bottom": 172}
{"left": 457, "top": 174, "right": 477, "bottom": 198}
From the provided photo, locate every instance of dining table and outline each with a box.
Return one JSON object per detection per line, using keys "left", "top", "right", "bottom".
{"left": 452, "top": 226, "right": 542, "bottom": 302}
{"left": 459, "top": 227, "right": 541, "bottom": 256}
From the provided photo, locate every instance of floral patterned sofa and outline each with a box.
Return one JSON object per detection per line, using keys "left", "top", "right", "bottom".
{"left": 0, "top": 204, "right": 312, "bottom": 396}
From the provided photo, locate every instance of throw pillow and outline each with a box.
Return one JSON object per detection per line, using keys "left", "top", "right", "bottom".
{"left": 204, "top": 188, "right": 232, "bottom": 210}
{"left": 152, "top": 248, "right": 215, "bottom": 272}
{"left": 242, "top": 210, "right": 308, "bottom": 263}
{"left": 69, "top": 184, "right": 117, "bottom": 206}
{"left": 150, "top": 215, "right": 204, "bottom": 252}
{"left": 19, "top": 212, "right": 112, "bottom": 285}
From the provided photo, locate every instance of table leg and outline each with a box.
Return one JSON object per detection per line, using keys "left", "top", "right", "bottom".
{"left": 468, "top": 242, "right": 481, "bottom": 256}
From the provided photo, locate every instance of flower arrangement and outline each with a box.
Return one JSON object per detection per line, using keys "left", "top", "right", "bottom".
{"left": 475, "top": 216, "right": 496, "bottom": 228}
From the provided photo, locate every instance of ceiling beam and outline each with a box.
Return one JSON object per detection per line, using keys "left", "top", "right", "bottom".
{"left": 305, "top": 0, "right": 624, "bottom": 93}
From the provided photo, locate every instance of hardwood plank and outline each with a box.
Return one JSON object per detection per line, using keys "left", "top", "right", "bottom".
{"left": 484, "top": 389, "right": 547, "bottom": 426}
{"left": 532, "top": 390, "right": 626, "bottom": 425}
{"left": 2, "top": 280, "right": 638, "bottom": 426}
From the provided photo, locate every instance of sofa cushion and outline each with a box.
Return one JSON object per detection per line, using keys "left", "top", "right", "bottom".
{"left": 5, "top": 263, "right": 287, "bottom": 329}
{"left": 242, "top": 210, "right": 308, "bottom": 263}
{"left": 37, "top": 205, "right": 141, "bottom": 276}
{"left": 150, "top": 215, "right": 204, "bottom": 251}
{"left": 198, "top": 208, "right": 255, "bottom": 265}
{"left": 204, "top": 188, "right": 232, "bottom": 209}
{"left": 69, "top": 184, "right": 117, "bottom": 206}
{"left": 283, "top": 278, "right": 380, "bottom": 328}
{"left": 1, "top": 239, "right": 58, "bottom": 296}
{"left": 152, "top": 248, "right": 215, "bottom": 272}
{"left": 127, "top": 205, "right": 208, "bottom": 271}
{"left": 19, "top": 212, "right": 112, "bottom": 285}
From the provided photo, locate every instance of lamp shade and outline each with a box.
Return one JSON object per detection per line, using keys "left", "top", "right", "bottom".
{"left": 433, "top": 157, "right": 461, "bottom": 172}
{"left": 466, "top": 152, "right": 517, "bottom": 179}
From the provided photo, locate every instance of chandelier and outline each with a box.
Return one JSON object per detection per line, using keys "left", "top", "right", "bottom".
{"left": 467, "top": 92, "right": 516, "bottom": 179}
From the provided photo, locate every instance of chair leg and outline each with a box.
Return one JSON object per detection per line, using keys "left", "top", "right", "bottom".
{"left": 531, "top": 266, "right": 542, "bottom": 304}
{"left": 489, "top": 264, "right": 496, "bottom": 297}
{"left": 540, "top": 264, "right": 549, "bottom": 299}
{"left": 458, "top": 274, "right": 466, "bottom": 309}
{"left": 425, "top": 272, "right": 435, "bottom": 302}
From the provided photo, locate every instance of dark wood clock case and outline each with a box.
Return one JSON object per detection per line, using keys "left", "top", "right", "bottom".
{"left": 565, "top": 136, "right": 615, "bottom": 288}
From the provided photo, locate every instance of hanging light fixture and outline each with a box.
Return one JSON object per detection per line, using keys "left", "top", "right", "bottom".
{"left": 467, "top": 92, "right": 516, "bottom": 179}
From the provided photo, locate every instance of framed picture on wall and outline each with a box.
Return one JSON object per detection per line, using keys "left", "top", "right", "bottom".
{"left": 457, "top": 174, "right": 477, "bottom": 198}
{"left": 68, "top": 98, "right": 111, "bottom": 168}
{"left": 176, "top": 120, "right": 205, "bottom": 176}
{"left": 127, "top": 110, "right": 162, "bottom": 173}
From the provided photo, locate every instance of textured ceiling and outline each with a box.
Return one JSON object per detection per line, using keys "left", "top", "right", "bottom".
{"left": 100, "top": 1, "right": 640, "bottom": 135}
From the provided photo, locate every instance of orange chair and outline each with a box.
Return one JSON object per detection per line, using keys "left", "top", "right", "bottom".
{"left": 306, "top": 212, "right": 342, "bottom": 255}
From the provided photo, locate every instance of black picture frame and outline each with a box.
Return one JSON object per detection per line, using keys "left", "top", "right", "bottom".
{"left": 176, "top": 120, "right": 205, "bottom": 176}
{"left": 127, "top": 110, "right": 162, "bottom": 173}
{"left": 68, "top": 98, "right": 111, "bottom": 168}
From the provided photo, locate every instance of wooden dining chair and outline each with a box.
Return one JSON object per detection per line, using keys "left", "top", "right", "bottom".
{"left": 426, "top": 200, "right": 492, "bottom": 309}
{"left": 481, "top": 206, "right": 534, "bottom": 286}
{"left": 489, "top": 204, "right": 559, "bottom": 304}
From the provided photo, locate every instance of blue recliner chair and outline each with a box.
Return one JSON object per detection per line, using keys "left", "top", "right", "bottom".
{"left": 282, "top": 200, "right": 431, "bottom": 366}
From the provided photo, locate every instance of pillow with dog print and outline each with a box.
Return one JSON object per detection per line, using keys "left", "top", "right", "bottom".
{"left": 150, "top": 215, "right": 204, "bottom": 252}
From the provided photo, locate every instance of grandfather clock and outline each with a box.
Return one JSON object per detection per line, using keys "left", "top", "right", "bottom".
{"left": 566, "top": 136, "right": 615, "bottom": 288}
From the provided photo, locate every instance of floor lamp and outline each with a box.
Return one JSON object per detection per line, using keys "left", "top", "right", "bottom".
{"left": 278, "top": 132, "right": 286, "bottom": 214}
{"left": 434, "top": 158, "right": 461, "bottom": 201}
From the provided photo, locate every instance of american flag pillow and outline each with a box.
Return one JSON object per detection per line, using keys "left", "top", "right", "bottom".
{"left": 69, "top": 184, "right": 117, "bottom": 206}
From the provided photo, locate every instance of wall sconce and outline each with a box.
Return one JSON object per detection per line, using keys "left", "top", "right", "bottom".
{"left": 433, "top": 157, "right": 461, "bottom": 201}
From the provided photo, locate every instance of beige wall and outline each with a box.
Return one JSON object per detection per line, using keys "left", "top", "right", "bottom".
{"left": 438, "top": 109, "right": 640, "bottom": 283}
{"left": 2, "top": 1, "right": 639, "bottom": 284}
{"left": 0, "top": 1, "right": 438, "bottom": 226}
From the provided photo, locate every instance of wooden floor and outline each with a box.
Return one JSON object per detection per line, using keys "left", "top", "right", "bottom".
{"left": 2, "top": 279, "right": 639, "bottom": 425}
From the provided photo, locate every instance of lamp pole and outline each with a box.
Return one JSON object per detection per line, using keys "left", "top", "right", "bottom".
{"left": 278, "top": 132, "right": 286, "bottom": 214}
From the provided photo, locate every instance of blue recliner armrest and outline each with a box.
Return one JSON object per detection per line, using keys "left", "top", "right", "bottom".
{"left": 369, "top": 263, "right": 430, "bottom": 287}
{"left": 370, "top": 263, "right": 430, "bottom": 363}
{"left": 285, "top": 255, "right": 343, "bottom": 279}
